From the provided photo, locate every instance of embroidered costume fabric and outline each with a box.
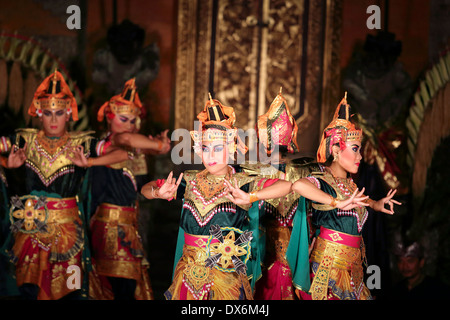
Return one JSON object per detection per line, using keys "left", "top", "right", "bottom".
{"left": 242, "top": 161, "right": 318, "bottom": 300}
{"left": 288, "top": 166, "right": 371, "bottom": 300}
{"left": 246, "top": 88, "right": 317, "bottom": 300}
{"left": 87, "top": 79, "right": 153, "bottom": 300}
{"left": 0, "top": 126, "right": 97, "bottom": 299}
{"left": 89, "top": 204, "right": 153, "bottom": 300}
{"left": 166, "top": 168, "right": 268, "bottom": 300}
{"left": 8, "top": 193, "right": 84, "bottom": 300}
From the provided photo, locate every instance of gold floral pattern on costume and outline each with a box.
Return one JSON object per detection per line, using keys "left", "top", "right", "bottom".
{"left": 36, "top": 131, "right": 70, "bottom": 155}
{"left": 15, "top": 129, "right": 93, "bottom": 187}
{"left": 10, "top": 195, "right": 48, "bottom": 233}
{"left": 209, "top": 230, "right": 248, "bottom": 269}
{"left": 205, "top": 226, "right": 252, "bottom": 275}
{"left": 182, "top": 169, "right": 258, "bottom": 226}
{"left": 183, "top": 247, "right": 214, "bottom": 299}
{"left": 195, "top": 168, "right": 232, "bottom": 200}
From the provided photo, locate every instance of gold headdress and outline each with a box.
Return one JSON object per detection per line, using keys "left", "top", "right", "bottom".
{"left": 97, "top": 78, "right": 143, "bottom": 122}
{"left": 28, "top": 70, "right": 78, "bottom": 120}
{"left": 257, "top": 87, "right": 299, "bottom": 154}
{"left": 316, "top": 93, "right": 363, "bottom": 163}
{"left": 190, "top": 94, "right": 247, "bottom": 155}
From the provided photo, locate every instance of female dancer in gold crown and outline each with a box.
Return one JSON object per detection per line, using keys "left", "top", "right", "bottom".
{"left": 0, "top": 70, "right": 128, "bottom": 300}
{"left": 243, "top": 88, "right": 319, "bottom": 300}
{"left": 141, "top": 95, "right": 292, "bottom": 300}
{"left": 88, "top": 78, "right": 170, "bottom": 300}
{"left": 225, "top": 93, "right": 401, "bottom": 300}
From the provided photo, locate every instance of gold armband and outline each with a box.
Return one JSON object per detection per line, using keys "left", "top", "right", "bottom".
{"left": 151, "top": 186, "right": 160, "bottom": 198}
{"left": 329, "top": 194, "right": 337, "bottom": 207}
{"left": 249, "top": 191, "right": 259, "bottom": 203}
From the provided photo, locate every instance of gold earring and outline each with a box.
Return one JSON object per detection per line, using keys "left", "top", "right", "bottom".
{"left": 333, "top": 154, "right": 338, "bottom": 162}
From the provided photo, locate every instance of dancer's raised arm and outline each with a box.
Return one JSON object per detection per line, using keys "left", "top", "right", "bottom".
{"left": 224, "top": 178, "right": 292, "bottom": 205}
{"left": 141, "top": 171, "right": 183, "bottom": 200}
{"left": 293, "top": 178, "right": 369, "bottom": 211}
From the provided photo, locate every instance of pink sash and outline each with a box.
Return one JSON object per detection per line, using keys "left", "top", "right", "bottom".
{"left": 184, "top": 232, "right": 219, "bottom": 248}
{"left": 319, "top": 226, "right": 361, "bottom": 248}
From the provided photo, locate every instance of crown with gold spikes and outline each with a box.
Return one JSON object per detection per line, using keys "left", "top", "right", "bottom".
{"left": 190, "top": 93, "right": 247, "bottom": 155}
{"left": 28, "top": 69, "right": 78, "bottom": 120}
{"left": 97, "top": 78, "right": 143, "bottom": 122}
{"left": 257, "top": 87, "right": 299, "bottom": 154}
{"left": 316, "top": 92, "right": 363, "bottom": 163}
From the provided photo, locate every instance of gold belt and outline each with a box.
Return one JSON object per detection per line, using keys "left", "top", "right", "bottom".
{"left": 10, "top": 196, "right": 79, "bottom": 233}
{"left": 311, "top": 236, "right": 361, "bottom": 270}
{"left": 92, "top": 203, "right": 137, "bottom": 255}
{"left": 309, "top": 235, "right": 362, "bottom": 300}
{"left": 92, "top": 203, "right": 137, "bottom": 225}
{"left": 45, "top": 197, "right": 79, "bottom": 224}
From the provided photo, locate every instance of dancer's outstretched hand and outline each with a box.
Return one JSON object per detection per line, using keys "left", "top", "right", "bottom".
{"left": 68, "top": 145, "right": 88, "bottom": 167}
{"left": 158, "top": 171, "right": 183, "bottom": 200}
{"left": 223, "top": 178, "right": 251, "bottom": 205}
{"left": 7, "top": 143, "right": 27, "bottom": 168}
{"left": 372, "top": 189, "right": 401, "bottom": 215}
{"left": 335, "top": 187, "right": 369, "bottom": 211}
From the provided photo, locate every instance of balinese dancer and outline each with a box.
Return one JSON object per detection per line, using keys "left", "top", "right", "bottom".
{"left": 287, "top": 94, "right": 401, "bottom": 300}
{"left": 141, "top": 96, "right": 291, "bottom": 300}
{"left": 225, "top": 94, "right": 400, "bottom": 300}
{"left": 88, "top": 78, "right": 170, "bottom": 300}
{"left": 244, "top": 88, "right": 319, "bottom": 300}
{"left": 0, "top": 70, "right": 128, "bottom": 300}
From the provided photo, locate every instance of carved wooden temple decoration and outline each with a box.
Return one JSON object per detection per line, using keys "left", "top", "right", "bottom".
{"left": 174, "top": 0, "right": 343, "bottom": 156}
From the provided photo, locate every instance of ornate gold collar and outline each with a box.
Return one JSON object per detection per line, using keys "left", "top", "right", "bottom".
{"left": 36, "top": 130, "right": 70, "bottom": 155}
{"left": 195, "top": 167, "right": 233, "bottom": 199}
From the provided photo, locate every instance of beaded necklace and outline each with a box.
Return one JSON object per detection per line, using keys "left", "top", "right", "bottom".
{"left": 322, "top": 167, "right": 368, "bottom": 232}
{"left": 36, "top": 130, "right": 69, "bottom": 155}
{"left": 195, "top": 166, "right": 233, "bottom": 199}
{"left": 325, "top": 167, "right": 357, "bottom": 197}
